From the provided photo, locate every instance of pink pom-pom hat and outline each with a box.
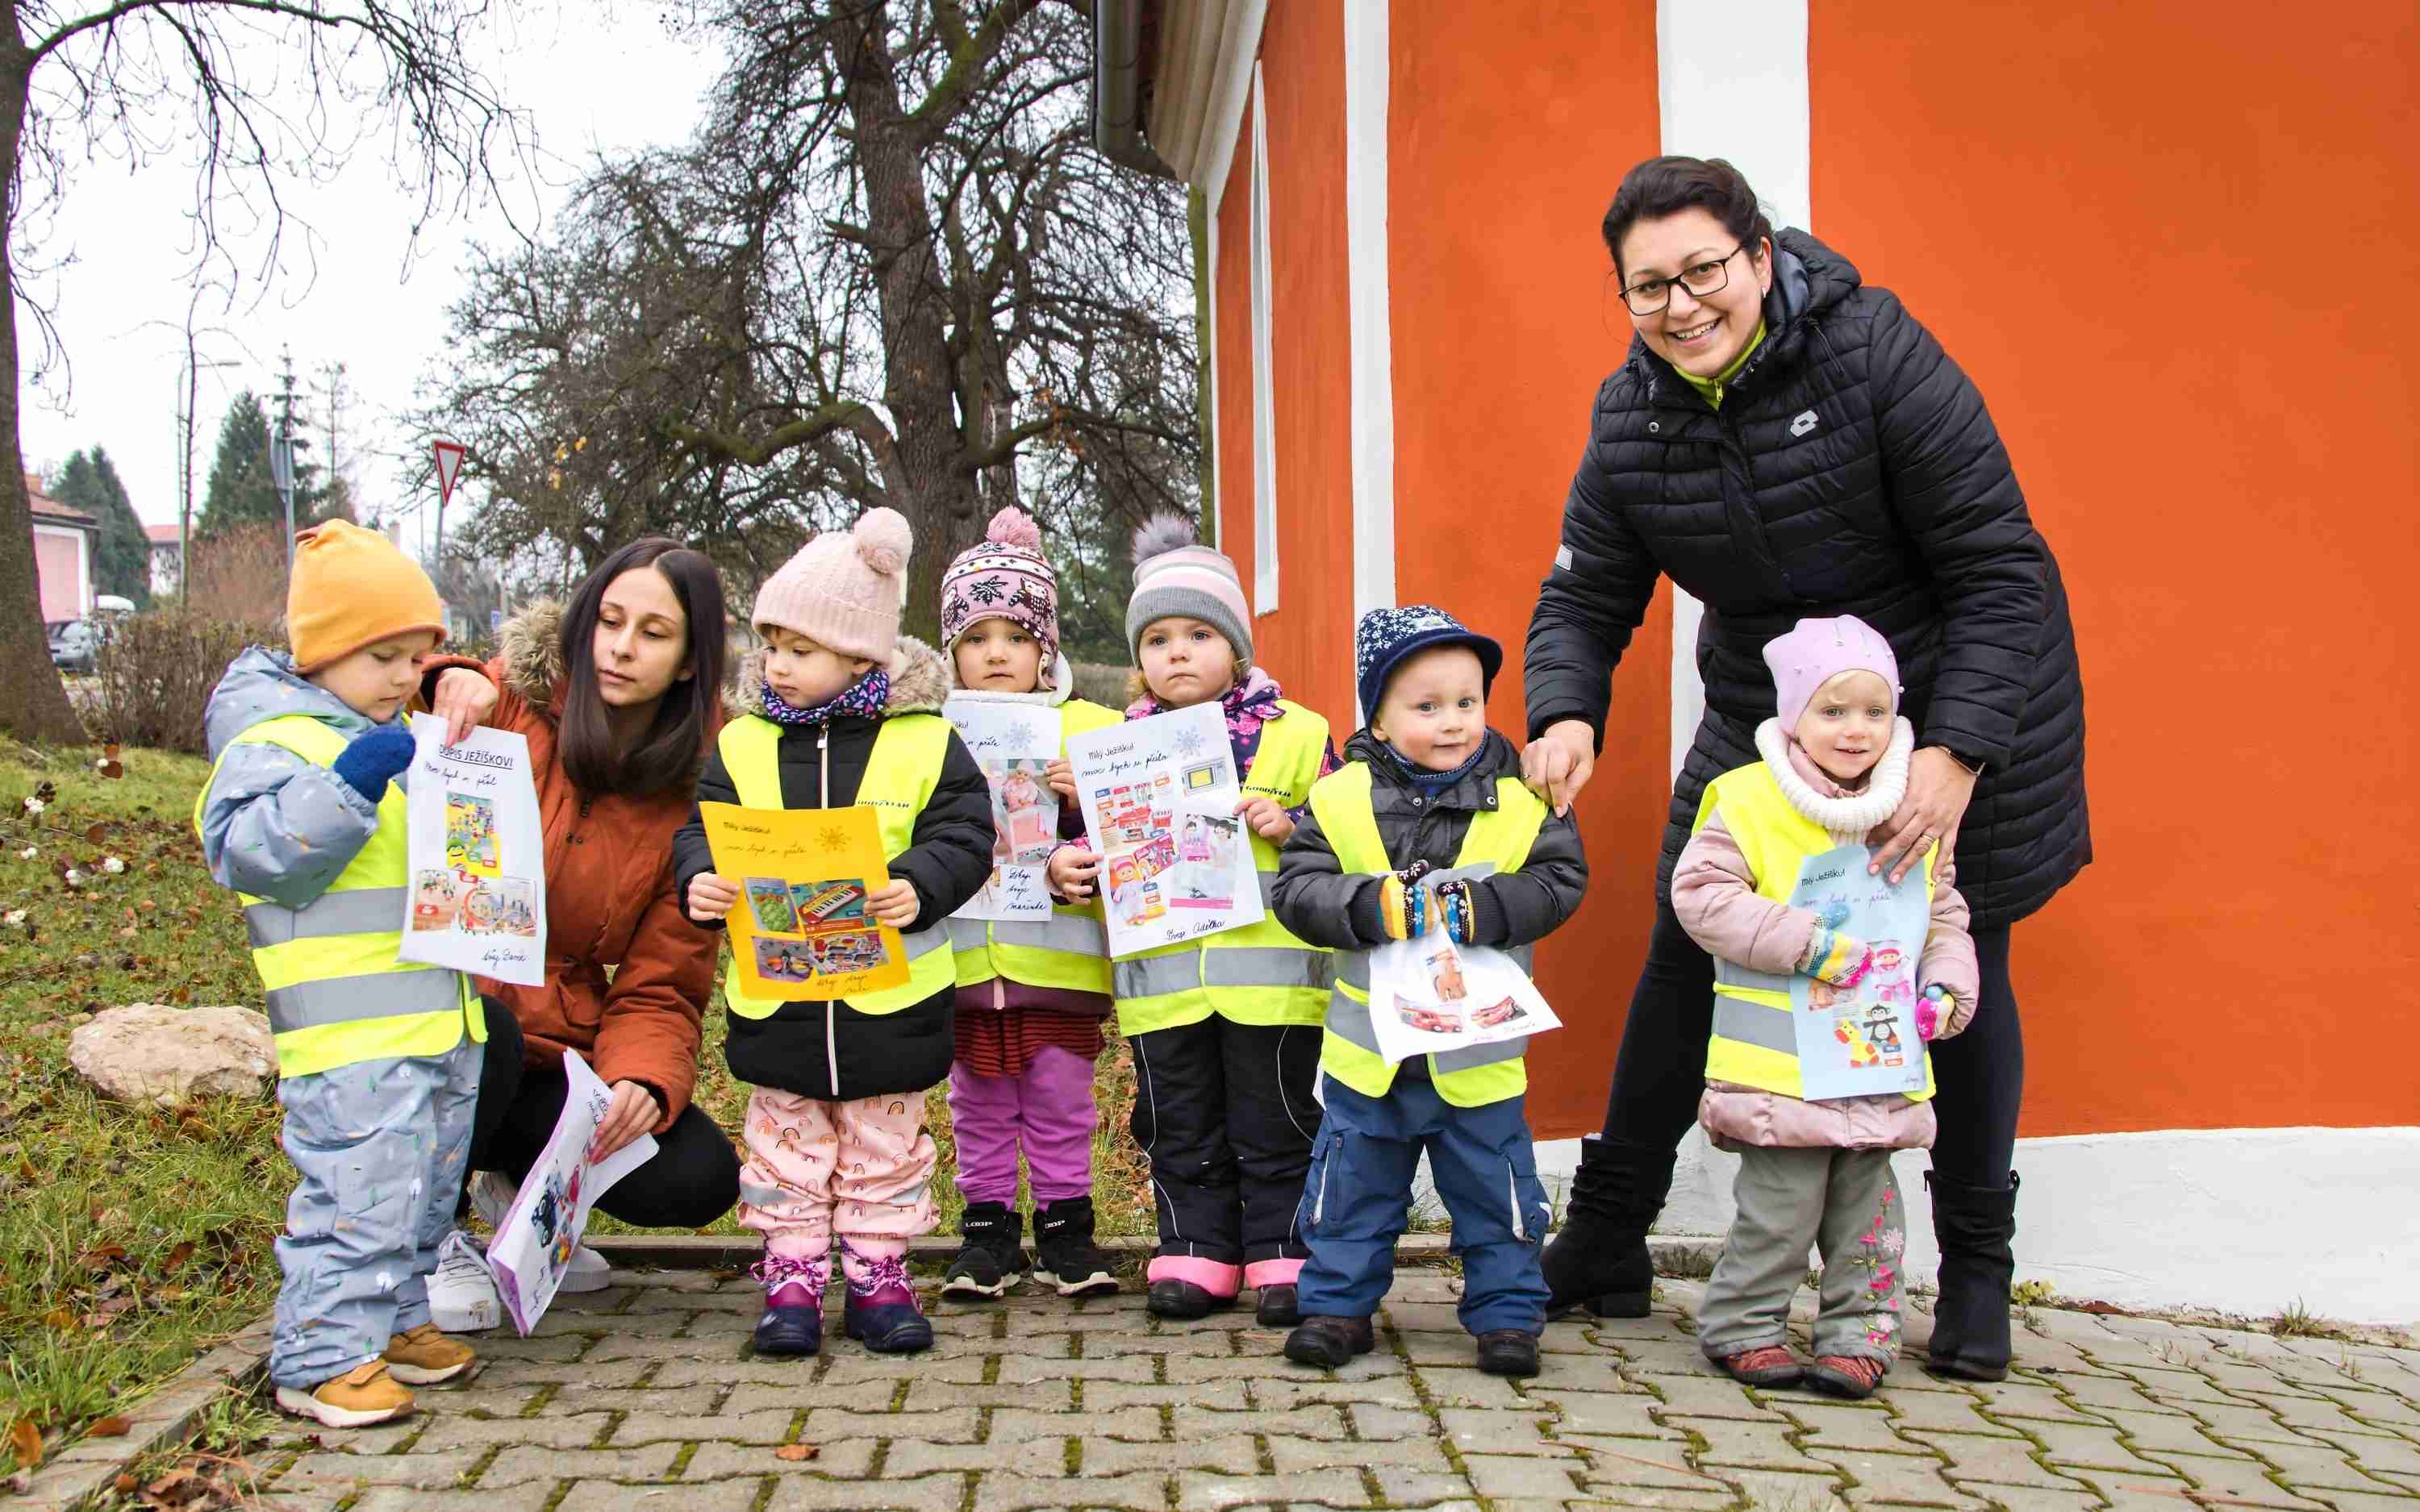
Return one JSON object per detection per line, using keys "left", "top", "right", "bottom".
{"left": 753, "top": 506, "right": 916, "bottom": 662}
{"left": 940, "top": 506, "right": 1063, "bottom": 685}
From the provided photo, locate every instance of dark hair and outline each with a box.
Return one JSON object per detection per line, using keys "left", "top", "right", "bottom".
{"left": 557, "top": 536, "right": 728, "bottom": 797}
{"left": 1601, "top": 156, "right": 1775, "bottom": 280}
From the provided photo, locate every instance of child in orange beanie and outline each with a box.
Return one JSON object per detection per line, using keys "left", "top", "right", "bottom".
{"left": 195, "top": 521, "right": 486, "bottom": 1427}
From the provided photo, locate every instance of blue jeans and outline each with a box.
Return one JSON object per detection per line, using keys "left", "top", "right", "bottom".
{"left": 1295, "top": 1073, "right": 1551, "bottom": 1335}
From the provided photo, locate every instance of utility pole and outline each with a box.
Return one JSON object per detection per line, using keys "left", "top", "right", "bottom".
{"left": 269, "top": 346, "right": 315, "bottom": 569}
{"left": 176, "top": 349, "right": 236, "bottom": 596}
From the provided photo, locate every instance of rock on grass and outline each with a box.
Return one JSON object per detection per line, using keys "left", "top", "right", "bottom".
{"left": 69, "top": 1003, "right": 274, "bottom": 1108}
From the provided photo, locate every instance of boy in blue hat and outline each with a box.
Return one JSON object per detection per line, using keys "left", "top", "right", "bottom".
{"left": 1270, "top": 606, "right": 1589, "bottom": 1377}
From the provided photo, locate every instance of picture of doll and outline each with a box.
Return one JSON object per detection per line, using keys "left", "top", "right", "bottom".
{"left": 1428, "top": 945, "right": 1468, "bottom": 1003}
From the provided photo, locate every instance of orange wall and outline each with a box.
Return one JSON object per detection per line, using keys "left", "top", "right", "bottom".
{"left": 1813, "top": 2, "right": 2420, "bottom": 1135}
{"left": 1387, "top": 1, "right": 1664, "bottom": 1138}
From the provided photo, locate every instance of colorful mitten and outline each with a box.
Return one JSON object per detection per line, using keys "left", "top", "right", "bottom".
{"left": 1378, "top": 871, "right": 1435, "bottom": 941}
{"left": 1801, "top": 925, "right": 1874, "bottom": 988}
{"left": 1916, "top": 983, "right": 1951, "bottom": 1041}
{"left": 1433, "top": 878, "right": 1479, "bottom": 945}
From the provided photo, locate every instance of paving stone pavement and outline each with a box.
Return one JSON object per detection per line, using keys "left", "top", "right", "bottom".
{"left": 233, "top": 1272, "right": 2420, "bottom": 1512}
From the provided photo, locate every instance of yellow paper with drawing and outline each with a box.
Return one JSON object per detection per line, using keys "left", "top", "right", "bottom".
{"left": 702, "top": 802, "right": 909, "bottom": 1001}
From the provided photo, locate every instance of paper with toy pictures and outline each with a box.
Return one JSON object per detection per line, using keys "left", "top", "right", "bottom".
{"left": 399, "top": 714, "right": 546, "bottom": 985}
{"left": 483, "top": 1048, "right": 657, "bottom": 1335}
{"left": 1368, "top": 932, "right": 1563, "bottom": 1066}
{"left": 942, "top": 698, "right": 1061, "bottom": 922}
{"left": 1064, "top": 702, "right": 1263, "bottom": 956}
{"left": 1786, "top": 843, "right": 1931, "bottom": 1101}
{"left": 702, "top": 802, "right": 911, "bottom": 999}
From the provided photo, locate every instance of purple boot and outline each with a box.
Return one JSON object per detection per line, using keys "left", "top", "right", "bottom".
{"left": 842, "top": 1248, "right": 933, "bottom": 1353}
{"left": 749, "top": 1252, "right": 828, "bottom": 1357}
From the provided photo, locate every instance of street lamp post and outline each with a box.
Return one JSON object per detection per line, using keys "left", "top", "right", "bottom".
{"left": 177, "top": 353, "right": 238, "bottom": 595}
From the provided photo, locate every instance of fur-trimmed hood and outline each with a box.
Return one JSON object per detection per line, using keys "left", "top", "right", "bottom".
{"left": 729, "top": 635, "right": 951, "bottom": 721}
{"left": 498, "top": 598, "right": 570, "bottom": 714}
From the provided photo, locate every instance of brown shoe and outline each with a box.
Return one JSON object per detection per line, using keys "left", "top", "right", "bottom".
{"left": 384, "top": 1322, "right": 478, "bottom": 1385}
{"left": 1805, "top": 1354, "right": 1886, "bottom": 1398}
{"left": 275, "top": 1361, "right": 415, "bottom": 1427}
{"left": 1712, "top": 1344, "right": 1803, "bottom": 1387}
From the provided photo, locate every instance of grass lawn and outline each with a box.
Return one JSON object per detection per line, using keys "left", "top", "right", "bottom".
{"left": 0, "top": 739, "right": 1162, "bottom": 1461}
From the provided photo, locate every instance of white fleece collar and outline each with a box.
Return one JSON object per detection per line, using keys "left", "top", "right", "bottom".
{"left": 1754, "top": 716, "right": 1914, "bottom": 839}
{"left": 944, "top": 651, "right": 1075, "bottom": 709}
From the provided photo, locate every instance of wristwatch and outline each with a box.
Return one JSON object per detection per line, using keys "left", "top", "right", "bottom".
{"left": 1930, "top": 745, "right": 1988, "bottom": 777}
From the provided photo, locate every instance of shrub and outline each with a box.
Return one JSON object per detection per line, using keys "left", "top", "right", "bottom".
{"left": 90, "top": 606, "right": 277, "bottom": 756}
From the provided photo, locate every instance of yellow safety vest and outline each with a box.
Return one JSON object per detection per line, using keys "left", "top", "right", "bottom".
{"left": 717, "top": 712, "right": 959, "bottom": 1017}
{"left": 1693, "top": 763, "right": 1936, "bottom": 1102}
{"left": 1308, "top": 762, "right": 1547, "bottom": 1108}
{"left": 196, "top": 714, "right": 482, "bottom": 1080}
{"left": 945, "top": 698, "right": 1123, "bottom": 998}
{"left": 1109, "top": 700, "right": 1333, "bottom": 1035}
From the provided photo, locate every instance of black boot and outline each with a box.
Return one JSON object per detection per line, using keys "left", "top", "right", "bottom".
{"left": 1541, "top": 1135, "right": 1674, "bottom": 1319}
{"left": 941, "top": 1202, "right": 1029, "bottom": 1300}
{"left": 1033, "top": 1198, "right": 1119, "bottom": 1297}
{"left": 1927, "top": 1170, "right": 2018, "bottom": 1382}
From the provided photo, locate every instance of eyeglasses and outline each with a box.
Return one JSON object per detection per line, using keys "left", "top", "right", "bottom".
{"left": 1617, "top": 244, "right": 1747, "bottom": 316}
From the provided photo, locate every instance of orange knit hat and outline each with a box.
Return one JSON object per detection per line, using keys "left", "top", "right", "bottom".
{"left": 287, "top": 521, "right": 448, "bottom": 672}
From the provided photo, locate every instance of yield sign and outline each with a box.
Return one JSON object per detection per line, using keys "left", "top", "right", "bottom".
{"left": 432, "top": 439, "right": 466, "bottom": 506}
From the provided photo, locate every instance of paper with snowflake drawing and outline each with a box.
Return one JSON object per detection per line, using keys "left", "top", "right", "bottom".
{"left": 702, "top": 802, "right": 910, "bottom": 999}
{"left": 1065, "top": 702, "right": 1263, "bottom": 956}
{"left": 399, "top": 714, "right": 547, "bottom": 985}
{"left": 1784, "top": 843, "right": 1930, "bottom": 1102}
{"left": 484, "top": 1048, "right": 657, "bottom": 1335}
{"left": 941, "top": 698, "right": 1061, "bottom": 922}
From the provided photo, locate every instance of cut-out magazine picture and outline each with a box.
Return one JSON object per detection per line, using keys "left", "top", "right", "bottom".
{"left": 1065, "top": 702, "right": 1264, "bottom": 956}
{"left": 1368, "top": 929, "right": 1563, "bottom": 1067}
{"left": 941, "top": 699, "right": 1062, "bottom": 922}
{"left": 402, "top": 716, "right": 547, "bottom": 985}
{"left": 484, "top": 1049, "right": 657, "bottom": 1335}
{"left": 1784, "top": 842, "right": 1930, "bottom": 1102}
{"left": 703, "top": 802, "right": 909, "bottom": 1000}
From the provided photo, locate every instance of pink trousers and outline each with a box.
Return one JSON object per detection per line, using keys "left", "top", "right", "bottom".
{"left": 946, "top": 1044, "right": 1099, "bottom": 1207}
{"left": 738, "top": 1088, "right": 937, "bottom": 1273}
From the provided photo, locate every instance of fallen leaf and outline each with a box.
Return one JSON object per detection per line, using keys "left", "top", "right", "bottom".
{"left": 162, "top": 1240, "right": 195, "bottom": 1271}
{"left": 86, "top": 823, "right": 106, "bottom": 843}
{"left": 87, "top": 1415, "right": 132, "bottom": 1437}
{"left": 42, "top": 1307, "right": 79, "bottom": 1332}
{"left": 4, "top": 1417, "right": 40, "bottom": 1471}
{"left": 113, "top": 1472, "right": 137, "bottom": 1493}
{"left": 773, "top": 1443, "right": 820, "bottom": 1461}
{"left": 2078, "top": 1299, "right": 2124, "bottom": 1314}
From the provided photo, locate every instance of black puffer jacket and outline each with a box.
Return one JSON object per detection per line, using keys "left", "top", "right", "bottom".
{"left": 1524, "top": 229, "right": 2087, "bottom": 927}
{"left": 671, "top": 639, "right": 994, "bottom": 1101}
{"left": 1274, "top": 730, "right": 1589, "bottom": 952}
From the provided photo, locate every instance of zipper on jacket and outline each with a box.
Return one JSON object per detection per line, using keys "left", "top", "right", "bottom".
{"left": 819, "top": 725, "right": 837, "bottom": 1097}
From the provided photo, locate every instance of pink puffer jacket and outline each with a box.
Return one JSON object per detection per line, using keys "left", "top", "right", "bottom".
{"left": 1671, "top": 719, "right": 1980, "bottom": 1152}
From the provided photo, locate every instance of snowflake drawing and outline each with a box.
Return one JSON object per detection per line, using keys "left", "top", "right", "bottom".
{"left": 1003, "top": 719, "right": 1039, "bottom": 749}
{"left": 1172, "top": 724, "right": 1207, "bottom": 759}
{"left": 969, "top": 578, "right": 1008, "bottom": 605}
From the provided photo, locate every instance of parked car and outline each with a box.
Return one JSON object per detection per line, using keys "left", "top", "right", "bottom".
{"left": 49, "top": 618, "right": 101, "bottom": 674}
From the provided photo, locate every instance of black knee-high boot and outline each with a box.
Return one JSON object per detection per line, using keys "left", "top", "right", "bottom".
{"left": 1541, "top": 1135, "right": 1675, "bottom": 1319}
{"left": 1926, "top": 1170, "right": 2018, "bottom": 1381}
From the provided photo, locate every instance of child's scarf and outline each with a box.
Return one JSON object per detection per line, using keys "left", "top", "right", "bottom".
{"left": 761, "top": 668, "right": 891, "bottom": 727}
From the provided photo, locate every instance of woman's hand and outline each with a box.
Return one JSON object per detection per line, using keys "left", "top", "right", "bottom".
{"left": 591, "top": 1080, "right": 661, "bottom": 1159}
{"left": 1521, "top": 719, "right": 1597, "bottom": 817}
{"left": 1868, "top": 747, "right": 1980, "bottom": 885}
{"left": 431, "top": 667, "right": 499, "bottom": 746}
{"left": 686, "top": 872, "right": 739, "bottom": 921}
{"left": 1045, "top": 758, "right": 1078, "bottom": 803}
{"left": 1235, "top": 795, "right": 1294, "bottom": 844}
{"left": 868, "top": 879, "right": 920, "bottom": 928}
{"left": 1048, "top": 845, "right": 1100, "bottom": 900}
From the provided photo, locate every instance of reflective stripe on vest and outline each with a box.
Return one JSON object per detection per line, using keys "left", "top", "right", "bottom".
{"left": 949, "top": 698, "right": 1121, "bottom": 998}
{"left": 196, "top": 714, "right": 482, "bottom": 1080}
{"left": 1111, "top": 702, "right": 1333, "bottom": 1035}
{"left": 1692, "top": 764, "right": 1936, "bottom": 1102}
{"left": 716, "top": 712, "right": 958, "bottom": 1018}
{"left": 1307, "top": 761, "right": 1548, "bottom": 1108}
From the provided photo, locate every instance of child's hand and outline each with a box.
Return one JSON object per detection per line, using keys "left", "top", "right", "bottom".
{"left": 331, "top": 723, "right": 418, "bottom": 804}
{"left": 687, "top": 872, "right": 740, "bottom": 922}
{"left": 868, "top": 879, "right": 920, "bottom": 928}
{"left": 1235, "top": 795, "right": 1294, "bottom": 844}
{"left": 430, "top": 668, "right": 499, "bottom": 745}
{"left": 1803, "top": 927, "right": 1873, "bottom": 987}
{"left": 1045, "top": 758, "right": 1078, "bottom": 803}
{"left": 1048, "top": 845, "right": 1100, "bottom": 900}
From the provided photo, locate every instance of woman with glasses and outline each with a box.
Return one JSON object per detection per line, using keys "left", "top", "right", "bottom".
{"left": 1520, "top": 156, "right": 2088, "bottom": 1382}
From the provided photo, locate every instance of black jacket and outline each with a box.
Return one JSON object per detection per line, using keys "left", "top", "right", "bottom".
{"left": 1273, "top": 730, "right": 1588, "bottom": 953}
{"left": 671, "top": 639, "right": 993, "bottom": 1101}
{"left": 1523, "top": 229, "right": 2088, "bottom": 926}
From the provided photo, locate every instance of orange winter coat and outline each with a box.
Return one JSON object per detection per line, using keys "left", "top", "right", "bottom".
{"left": 425, "top": 602, "right": 718, "bottom": 1131}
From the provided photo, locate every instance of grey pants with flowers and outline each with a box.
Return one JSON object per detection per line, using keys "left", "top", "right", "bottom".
{"left": 270, "top": 1039, "right": 481, "bottom": 1388}
{"left": 1698, "top": 1146, "right": 1905, "bottom": 1364}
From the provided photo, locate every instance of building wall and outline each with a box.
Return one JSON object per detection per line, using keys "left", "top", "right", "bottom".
{"left": 34, "top": 524, "right": 90, "bottom": 622}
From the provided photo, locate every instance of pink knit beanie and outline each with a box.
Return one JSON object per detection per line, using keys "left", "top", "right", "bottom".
{"left": 1763, "top": 614, "right": 1901, "bottom": 729}
{"left": 752, "top": 507, "right": 913, "bottom": 661}
{"left": 941, "top": 506, "right": 1061, "bottom": 678}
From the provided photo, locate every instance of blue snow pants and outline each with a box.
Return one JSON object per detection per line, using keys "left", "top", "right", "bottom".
{"left": 269, "top": 1038, "right": 481, "bottom": 1388}
{"left": 1293, "top": 1073, "right": 1552, "bottom": 1335}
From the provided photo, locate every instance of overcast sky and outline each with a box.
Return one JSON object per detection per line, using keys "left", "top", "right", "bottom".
{"left": 15, "top": 5, "right": 724, "bottom": 552}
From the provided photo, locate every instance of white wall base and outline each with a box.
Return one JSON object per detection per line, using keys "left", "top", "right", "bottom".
{"left": 1533, "top": 1126, "right": 2420, "bottom": 1327}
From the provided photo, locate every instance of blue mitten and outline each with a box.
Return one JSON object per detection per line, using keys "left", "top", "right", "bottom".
{"left": 331, "top": 723, "right": 417, "bottom": 804}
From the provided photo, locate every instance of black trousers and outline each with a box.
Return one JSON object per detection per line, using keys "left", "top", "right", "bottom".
{"left": 468, "top": 1000, "right": 743, "bottom": 1231}
{"left": 1601, "top": 902, "right": 2022, "bottom": 1189}
{"left": 1128, "top": 1017, "right": 1323, "bottom": 1265}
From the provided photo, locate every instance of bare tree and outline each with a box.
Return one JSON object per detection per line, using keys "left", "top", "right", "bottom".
{"left": 419, "top": 0, "right": 1199, "bottom": 639}
{"left": 0, "top": 1, "right": 521, "bottom": 743}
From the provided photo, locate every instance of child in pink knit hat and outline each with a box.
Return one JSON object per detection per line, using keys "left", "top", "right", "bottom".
{"left": 1667, "top": 613, "right": 1981, "bottom": 1400}
{"left": 934, "top": 507, "right": 1127, "bottom": 1303}
{"left": 673, "top": 508, "right": 995, "bottom": 1360}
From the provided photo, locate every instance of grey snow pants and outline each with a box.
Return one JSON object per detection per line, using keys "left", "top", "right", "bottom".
{"left": 270, "top": 1038, "right": 481, "bottom": 1389}
{"left": 1697, "top": 1145, "right": 1906, "bottom": 1364}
